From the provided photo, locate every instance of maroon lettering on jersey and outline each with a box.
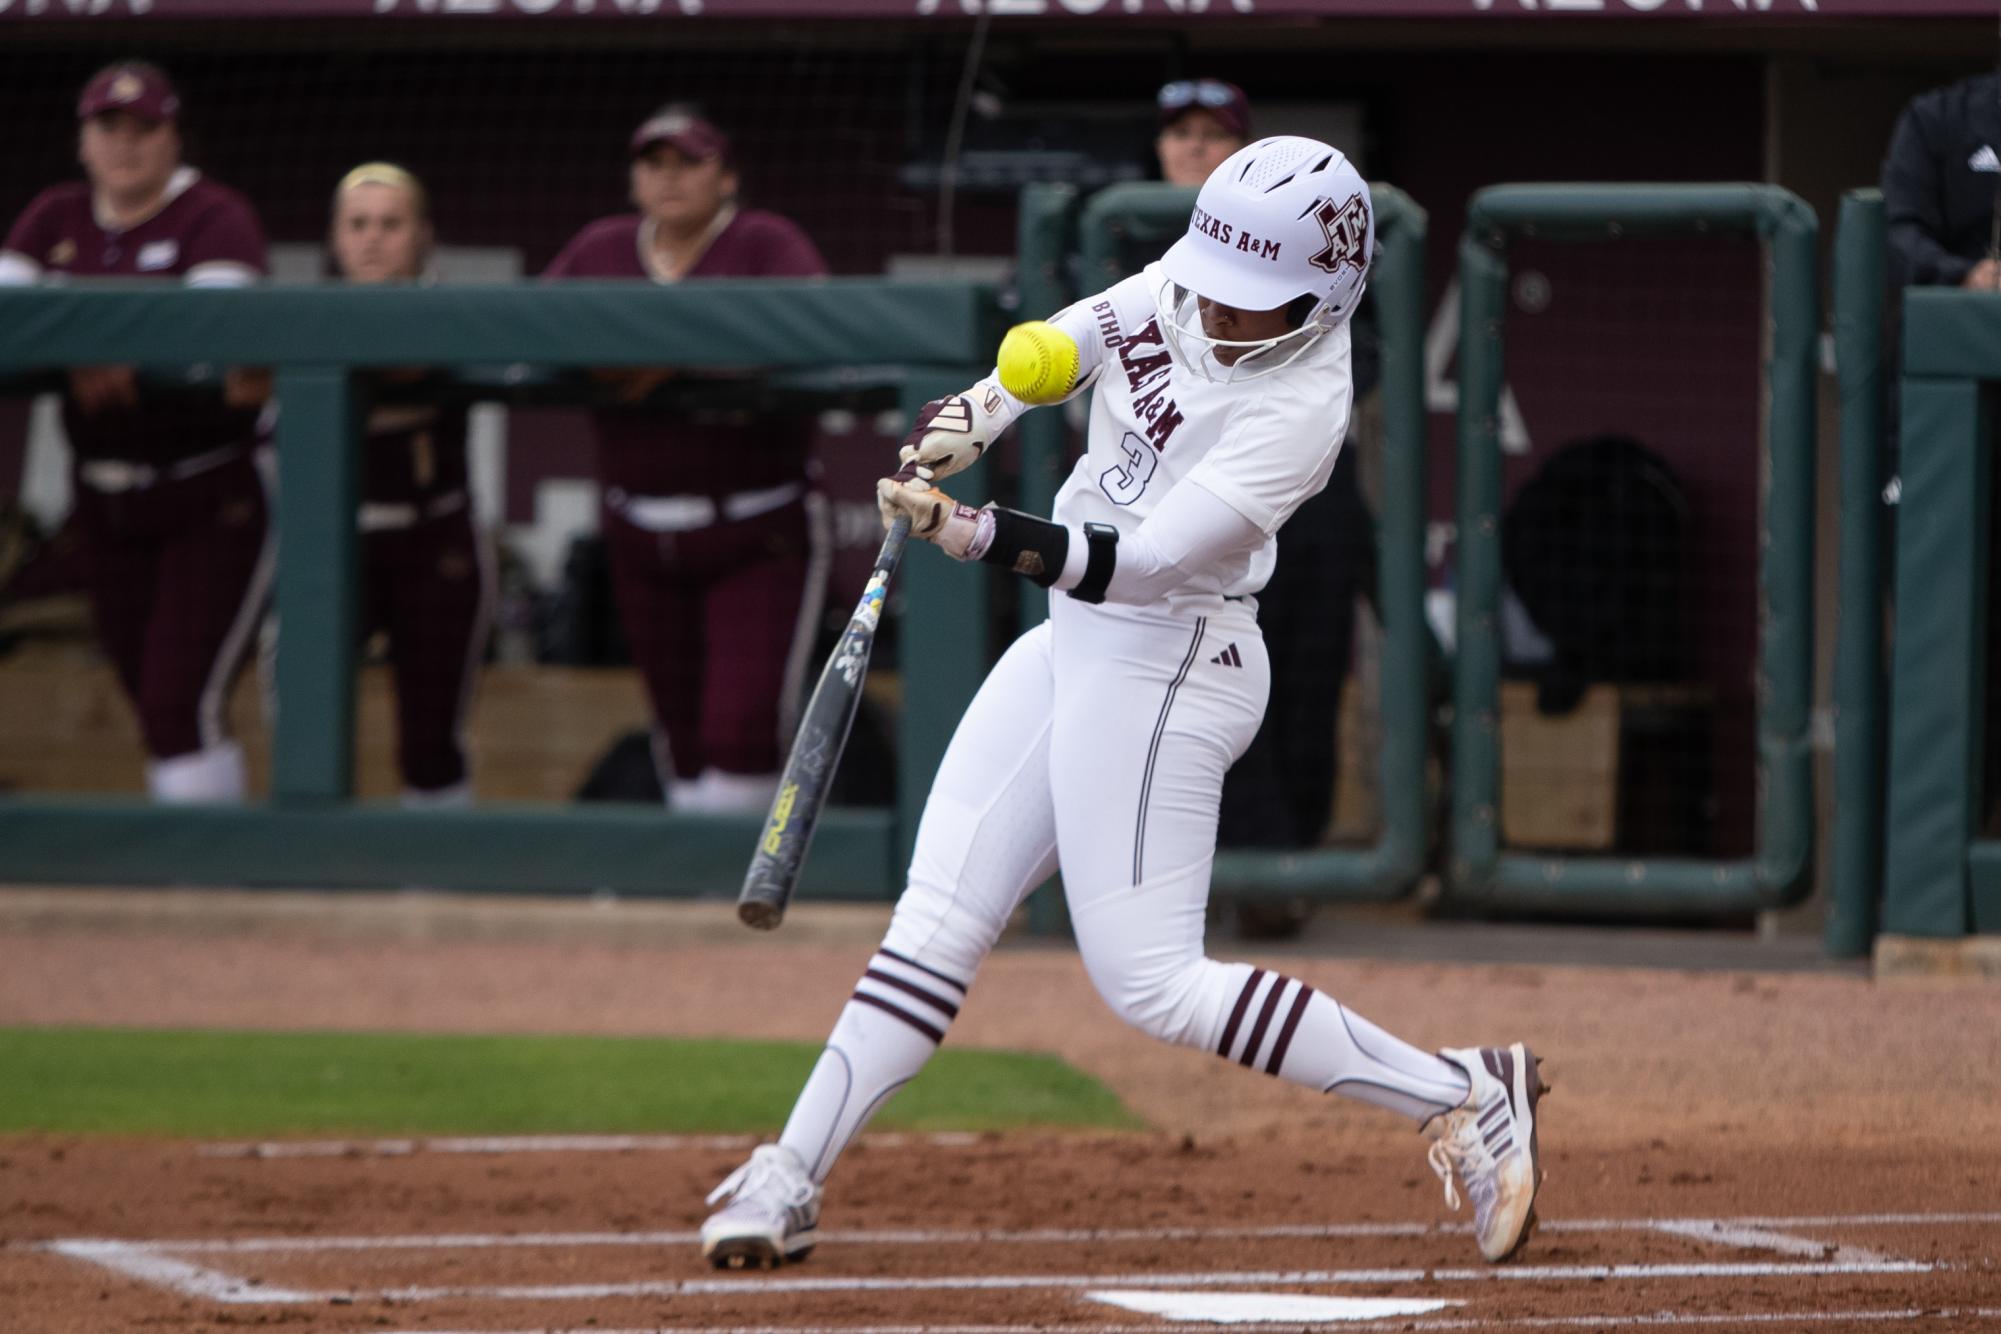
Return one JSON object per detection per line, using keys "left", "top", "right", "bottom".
{"left": 1091, "top": 299, "right": 1124, "bottom": 350}
{"left": 3, "top": 169, "right": 269, "bottom": 468}
{"left": 543, "top": 208, "right": 827, "bottom": 497}
{"left": 1119, "top": 317, "right": 1173, "bottom": 394}
{"left": 1142, "top": 399, "right": 1186, "bottom": 450}
{"left": 1119, "top": 317, "right": 1183, "bottom": 452}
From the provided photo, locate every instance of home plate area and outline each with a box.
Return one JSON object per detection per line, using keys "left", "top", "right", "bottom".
{"left": 40, "top": 1209, "right": 2001, "bottom": 1330}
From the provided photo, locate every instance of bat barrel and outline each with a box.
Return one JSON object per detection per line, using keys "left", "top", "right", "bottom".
{"left": 733, "top": 515, "right": 909, "bottom": 930}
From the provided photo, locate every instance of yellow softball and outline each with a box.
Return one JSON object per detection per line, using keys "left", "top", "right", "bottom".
{"left": 996, "top": 320, "right": 1081, "bottom": 406}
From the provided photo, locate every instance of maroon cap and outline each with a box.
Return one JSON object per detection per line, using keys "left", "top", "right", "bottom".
{"left": 78, "top": 63, "right": 181, "bottom": 124}
{"left": 1156, "top": 79, "right": 1251, "bottom": 139}
{"left": 629, "top": 107, "right": 731, "bottom": 164}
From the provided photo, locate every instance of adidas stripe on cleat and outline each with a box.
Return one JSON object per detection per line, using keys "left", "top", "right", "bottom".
{"left": 700, "top": 1143, "right": 821, "bottom": 1270}
{"left": 1425, "top": 1043, "right": 1547, "bottom": 1262}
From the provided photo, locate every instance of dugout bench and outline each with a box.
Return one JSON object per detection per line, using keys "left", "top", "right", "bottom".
{"left": 0, "top": 280, "right": 1001, "bottom": 896}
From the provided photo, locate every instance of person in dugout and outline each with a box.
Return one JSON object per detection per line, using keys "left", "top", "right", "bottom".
{"left": 544, "top": 104, "right": 831, "bottom": 815}
{"left": 328, "top": 162, "right": 493, "bottom": 806}
{"left": 1156, "top": 79, "right": 1379, "bottom": 937}
{"left": 0, "top": 60, "right": 272, "bottom": 802}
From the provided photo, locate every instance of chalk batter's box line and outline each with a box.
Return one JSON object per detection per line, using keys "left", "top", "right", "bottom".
{"left": 31, "top": 1239, "right": 1948, "bottom": 1308}
{"left": 378, "top": 1312, "right": 2001, "bottom": 1334}
{"left": 78, "top": 1208, "right": 2001, "bottom": 1254}
{"left": 32, "top": 1210, "right": 1997, "bottom": 1310}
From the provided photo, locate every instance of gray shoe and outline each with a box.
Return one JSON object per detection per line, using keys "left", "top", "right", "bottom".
{"left": 700, "top": 1143, "right": 821, "bottom": 1270}
{"left": 1426, "top": 1043, "right": 1547, "bottom": 1262}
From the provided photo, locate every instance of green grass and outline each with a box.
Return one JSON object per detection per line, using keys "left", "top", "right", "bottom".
{"left": 0, "top": 1027, "right": 1141, "bottom": 1138}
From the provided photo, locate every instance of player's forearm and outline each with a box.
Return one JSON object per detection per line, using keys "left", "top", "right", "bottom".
{"left": 959, "top": 478, "right": 1262, "bottom": 607}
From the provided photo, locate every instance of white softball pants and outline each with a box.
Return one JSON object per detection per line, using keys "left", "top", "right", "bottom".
{"left": 886, "top": 594, "right": 1266, "bottom": 1048}
{"left": 774, "top": 593, "right": 1472, "bottom": 1181}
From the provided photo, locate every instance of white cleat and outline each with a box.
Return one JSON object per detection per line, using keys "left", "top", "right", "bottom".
{"left": 700, "top": 1143, "right": 821, "bottom": 1270}
{"left": 1426, "top": 1043, "right": 1547, "bottom": 1262}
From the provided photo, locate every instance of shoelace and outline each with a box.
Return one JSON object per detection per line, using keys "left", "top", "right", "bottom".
{"left": 706, "top": 1146, "right": 815, "bottom": 1210}
{"left": 1426, "top": 1114, "right": 1496, "bottom": 1214}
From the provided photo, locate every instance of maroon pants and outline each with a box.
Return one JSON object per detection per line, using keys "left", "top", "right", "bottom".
{"left": 361, "top": 507, "right": 491, "bottom": 794}
{"left": 602, "top": 495, "right": 825, "bottom": 781}
{"left": 73, "top": 454, "right": 271, "bottom": 761}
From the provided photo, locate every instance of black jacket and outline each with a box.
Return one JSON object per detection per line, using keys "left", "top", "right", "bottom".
{"left": 1882, "top": 71, "right": 2001, "bottom": 290}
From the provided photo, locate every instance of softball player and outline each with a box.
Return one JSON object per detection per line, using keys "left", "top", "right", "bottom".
{"left": 0, "top": 62, "right": 271, "bottom": 802}
{"left": 702, "top": 138, "right": 1545, "bottom": 1268}
{"left": 544, "top": 105, "right": 830, "bottom": 815}
{"left": 329, "top": 163, "right": 492, "bottom": 805}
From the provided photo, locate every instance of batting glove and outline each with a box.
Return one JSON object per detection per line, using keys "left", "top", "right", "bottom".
{"left": 896, "top": 387, "right": 1008, "bottom": 481}
{"left": 876, "top": 475, "right": 992, "bottom": 563}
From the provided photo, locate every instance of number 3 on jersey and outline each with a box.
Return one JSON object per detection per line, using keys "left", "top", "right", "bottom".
{"left": 1099, "top": 431, "right": 1159, "bottom": 507}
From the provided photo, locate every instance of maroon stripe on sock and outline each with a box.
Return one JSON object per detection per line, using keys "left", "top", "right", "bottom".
{"left": 1238, "top": 977, "right": 1291, "bottom": 1068}
{"left": 863, "top": 968, "right": 961, "bottom": 1020}
{"left": 851, "top": 990, "right": 945, "bottom": 1044}
{"left": 877, "top": 948, "right": 968, "bottom": 996}
{"left": 1263, "top": 983, "right": 1316, "bottom": 1076}
{"left": 1217, "top": 968, "right": 1265, "bottom": 1057}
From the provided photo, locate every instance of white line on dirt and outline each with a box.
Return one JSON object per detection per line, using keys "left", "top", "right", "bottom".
{"left": 34, "top": 1245, "right": 1939, "bottom": 1307}
{"left": 41, "top": 1241, "right": 317, "bottom": 1303}
{"left": 373, "top": 1313, "right": 2001, "bottom": 1334}
{"left": 1651, "top": 1219, "right": 1886, "bottom": 1262}
{"left": 195, "top": 1132, "right": 982, "bottom": 1159}
{"left": 85, "top": 1209, "right": 2000, "bottom": 1255}
{"left": 359, "top": 1260, "right": 1936, "bottom": 1304}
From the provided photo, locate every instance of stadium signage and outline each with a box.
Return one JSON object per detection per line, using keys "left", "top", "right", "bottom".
{"left": 1, "top": 0, "right": 1989, "bottom": 16}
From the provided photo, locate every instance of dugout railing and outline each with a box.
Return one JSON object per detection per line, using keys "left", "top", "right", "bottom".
{"left": 1882, "top": 286, "right": 2001, "bottom": 939}
{"left": 1061, "top": 180, "right": 1433, "bottom": 903}
{"left": 1447, "top": 184, "right": 1818, "bottom": 915}
{"left": 0, "top": 280, "right": 1000, "bottom": 895}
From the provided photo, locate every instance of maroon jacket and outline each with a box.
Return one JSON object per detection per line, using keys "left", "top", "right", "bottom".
{"left": 2, "top": 168, "right": 269, "bottom": 468}
{"left": 543, "top": 208, "right": 825, "bottom": 498}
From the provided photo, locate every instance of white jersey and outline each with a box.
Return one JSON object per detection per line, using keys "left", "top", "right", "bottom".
{"left": 1041, "top": 260, "right": 1354, "bottom": 603}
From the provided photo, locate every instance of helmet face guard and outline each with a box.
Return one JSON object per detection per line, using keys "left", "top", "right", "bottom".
{"left": 1152, "top": 277, "right": 1331, "bottom": 385}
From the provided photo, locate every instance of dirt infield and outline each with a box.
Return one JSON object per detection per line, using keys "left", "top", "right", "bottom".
{"left": 2, "top": 896, "right": 1998, "bottom": 1332}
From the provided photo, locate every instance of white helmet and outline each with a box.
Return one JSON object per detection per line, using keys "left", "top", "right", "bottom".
{"left": 1156, "top": 135, "right": 1373, "bottom": 381}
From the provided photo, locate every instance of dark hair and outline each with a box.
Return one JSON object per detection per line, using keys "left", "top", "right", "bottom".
{"left": 1285, "top": 292, "right": 1320, "bottom": 330}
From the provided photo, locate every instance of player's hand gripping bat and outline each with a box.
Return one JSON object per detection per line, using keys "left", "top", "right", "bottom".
{"left": 738, "top": 505, "right": 912, "bottom": 929}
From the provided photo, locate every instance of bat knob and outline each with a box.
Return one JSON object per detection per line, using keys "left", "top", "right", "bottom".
{"left": 738, "top": 899, "right": 783, "bottom": 931}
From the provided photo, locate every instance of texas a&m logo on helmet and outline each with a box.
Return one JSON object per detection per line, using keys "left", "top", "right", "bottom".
{"left": 1309, "top": 193, "right": 1369, "bottom": 278}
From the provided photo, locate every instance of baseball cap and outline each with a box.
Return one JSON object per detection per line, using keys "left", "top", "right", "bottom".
{"left": 78, "top": 62, "right": 181, "bottom": 124}
{"left": 629, "top": 107, "right": 731, "bottom": 163}
{"left": 1156, "top": 79, "right": 1251, "bottom": 139}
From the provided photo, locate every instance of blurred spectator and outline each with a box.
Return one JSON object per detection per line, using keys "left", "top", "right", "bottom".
{"left": 1154, "top": 81, "right": 1379, "bottom": 936}
{"left": 1882, "top": 69, "right": 2001, "bottom": 297}
{"left": 1154, "top": 79, "right": 1254, "bottom": 187}
{"left": 0, "top": 61, "right": 271, "bottom": 802}
{"left": 329, "top": 162, "right": 492, "bottom": 807}
{"left": 544, "top": 105, "right": 830, "bottom": 814}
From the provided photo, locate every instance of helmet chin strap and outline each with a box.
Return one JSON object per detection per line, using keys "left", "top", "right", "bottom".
{"left": 1155, "top": 279, "right": 1329, "bottom": 385}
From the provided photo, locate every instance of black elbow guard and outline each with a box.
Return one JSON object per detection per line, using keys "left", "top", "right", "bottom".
{"left": 977, "top": 506, "right": 1068, "bottom": 588}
